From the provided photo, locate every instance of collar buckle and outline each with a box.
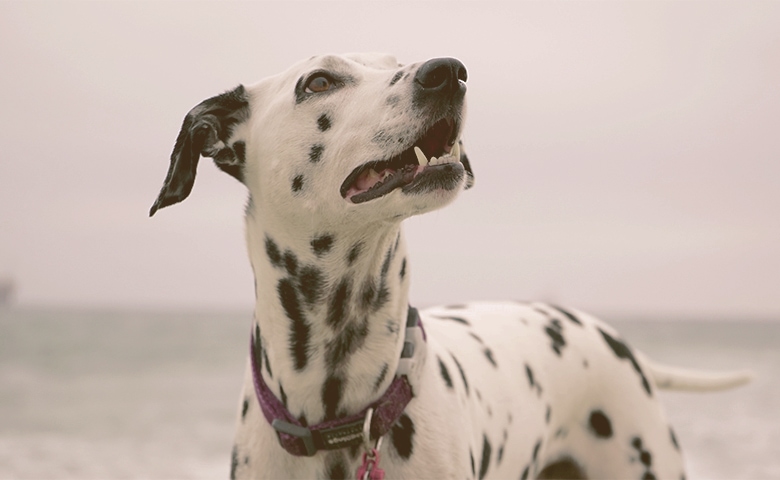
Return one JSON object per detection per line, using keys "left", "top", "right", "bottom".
{"left": 271, "top": 419, "right": 316, "bottom": 456}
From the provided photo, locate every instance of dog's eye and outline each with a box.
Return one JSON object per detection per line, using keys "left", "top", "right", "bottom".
{"left": 305, "top": 74, "right": 332, "bottom": 94}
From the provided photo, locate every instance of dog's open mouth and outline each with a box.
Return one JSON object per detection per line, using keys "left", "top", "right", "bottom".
{"left": 340, "top": 117, "right": 464, "bottom": 204}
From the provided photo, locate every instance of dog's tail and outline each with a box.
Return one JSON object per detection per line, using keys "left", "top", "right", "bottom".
{"left": 642, "top": 357, "right": 754, "bottom": 392}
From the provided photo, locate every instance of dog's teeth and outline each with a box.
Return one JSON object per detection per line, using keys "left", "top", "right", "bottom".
{"left": 452, "top": 141, "right": 461, "bottom": 161}
{"left": 414, "top": 146, "right": 428, "bottom": 166}
{"left": 430, "top": 156, "right": 438, "bottom": 165}
{"left": 368, "top": 169, "right": 380, "bottom": 181}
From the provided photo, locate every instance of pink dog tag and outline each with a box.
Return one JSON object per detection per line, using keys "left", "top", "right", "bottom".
{"left": 356, "top": 448, "right": 385, "bottom": 480}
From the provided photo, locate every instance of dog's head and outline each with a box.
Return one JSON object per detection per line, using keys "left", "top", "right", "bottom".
{"left": 150, "top": 53, "right": 473, "bottom": 225}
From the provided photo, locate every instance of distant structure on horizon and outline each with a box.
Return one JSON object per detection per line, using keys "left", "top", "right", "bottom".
{"left": 0, "top": 278, "right": 14, "bottom": 306}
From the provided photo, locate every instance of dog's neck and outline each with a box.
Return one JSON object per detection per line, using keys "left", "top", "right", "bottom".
{"left": 245, "top": 210, "right": 411, "bottom": 425}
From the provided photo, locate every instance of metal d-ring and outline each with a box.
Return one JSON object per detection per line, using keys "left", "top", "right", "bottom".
{"left": 362, "top": 407, "right": 374, "bottom": 451}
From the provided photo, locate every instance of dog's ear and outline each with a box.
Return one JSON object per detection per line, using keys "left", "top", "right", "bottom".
{"left": 149, "top": 85, "right": 250, "bottom": 216}
{"left": 458, "top": 140, "right": 474, "bottom": 190}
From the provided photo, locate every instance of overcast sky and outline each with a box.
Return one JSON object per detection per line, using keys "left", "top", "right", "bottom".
{"left": 1, "top": 1, "right": 778, "bottom": 318}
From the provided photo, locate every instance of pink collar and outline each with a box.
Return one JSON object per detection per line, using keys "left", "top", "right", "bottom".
{"left": 250, "top": 306, "right": 425, "bottom": 456}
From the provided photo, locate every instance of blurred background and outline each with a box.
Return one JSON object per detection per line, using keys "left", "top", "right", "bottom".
{"left": 1, "top": 1, "right": 778, "bottom": 478}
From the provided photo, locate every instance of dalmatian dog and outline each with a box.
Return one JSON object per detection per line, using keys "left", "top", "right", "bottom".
{"left": 150, "top": 53, "right": 752, "bottom": 479}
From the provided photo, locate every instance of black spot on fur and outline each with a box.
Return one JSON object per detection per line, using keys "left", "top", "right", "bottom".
{"left": 599, "top": 328, "right": 652, "bottom": 396}
{"left": 279, "top": 383, "right": 288, "bottom": 408}
{"left": 400, "top": 258, "right": 406, "bottom": 280}
{"left": 386, "top": 94, "right": 400, "bottom": 106}
{"left": 588, "top": 410, "right": 613, "bottom": 438}
{"left": 643, "top": 472, "right": 657, "bottom": 480}
{"left": 360, "top": 279, "right": 376, "bottom": 310}
{"left": 348, "top": 444, "right": 361, "bottom": 460}
{"left": 327, "top": 279, "right": 351, "bottom": 328}
{"left": 253, "top": 324, "right": 263, "bottom": 373}
{"left": 326, "top": 457, "right": 347, "bottom": 479}
{"left": 390, "top": 71, "right": 404, "bottom": 86}
{"left": 497, "top": 443, "right": 506, "bottom": 466}
{"left": 632, "top": 437, "right": 643, "bottom": 450}
{"left": 263, "top": 348, "right": 273, "bottom": 379}
{"left": 370, "top": 249, "right": 392, "bottom": 311}
{"left": 381, "top": 248, "right": 393, "bottom": 275}
{"left": 537, "top": 458, "right": 586, "bottom": 479}
{"left": 641, "top": 450, "right": 652, "bottom": 467}
{"left": 311, "top": 234, "right": 334, "bottom": 256}
{"left": 546, "top": 405, "right": 551, "bottom": 424}
{"left": 373, "top": 363, "right": 389, "bottom": 392}
{"left": 520, "top": 465, "right": 530, "bottom": 480}
{"left": 292, "top": 174, "right": 304, "bottom": 192}
{"left": 469, "top": 332, "right": 484, "bottom": 344}
{"left": 317, "top": 113, "right": 331, "bottom": 132}
{"left": 525, "top": 364, "right": 535, "bottom": 388}
{"left": 326, "top": 320, "right": 368, "bottom": 370}
{"left": 265, "top": 236, "right": 282, "bottom": 267}
{"left": 283, "top": 251, "right": 298, "bottom": 277}
{"left": 278, "top": 278, "right": 310, "bottom": 370}
{"left": 391, "top": 413, "right": 415, "bottom": 459}
{"left": 670, "top": 427, "right": 680, "bottom": 450}
{"left": 230, "top": 445, "right": 239, "bottom": 480}
{"left": 548, "top": 304, "right": 583, "bottom": 326}
{"left": 435, "top": 315, "right": 470, "bottom": 325}
{"left": 347, "top": 243, "right": 362, "bottom": 266}
{"left": 449, "top": 352, "right": 469, "bottom": 395}
{"left": 469, "top": 450, "right": 475, "bottom": 477}
{"left": 545, "top": 319, "right": 566, "bottom": 356}
{"left": 533, "top": 439, "right": 542, "bottom": 461}
{"left": 374, "top": 283, "right": 390, "bottom": 311}
{"left": 322, "top": 375, "right": 343, "bottom": 421}
{"left": 241, "top": 397, "right": 249, "bottom": 420}
{"left": 309, "top": 144, "right": 324, "bottom": 163}
{"left": 438, "top": 356, "right": 454, "bottom": 389}
{"left": 232, "top": 141, "right": 246, "bottom": 163}
{"left": 479, "top": 435, "right": 492, "bottom": 479}
{"left": 298, "top": 266, "right": 323, "bottom": 306}
{"left": 483, "top": 348, "right": 498, "bottom": 368}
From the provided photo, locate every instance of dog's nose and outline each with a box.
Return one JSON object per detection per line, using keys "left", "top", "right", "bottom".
{"left": 414, "top": 58, "right": 467, "bottom": 95}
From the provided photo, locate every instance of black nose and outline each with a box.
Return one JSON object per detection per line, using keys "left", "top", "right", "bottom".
{"left": 414, "top": 57, "right": 467, "bottom": 95}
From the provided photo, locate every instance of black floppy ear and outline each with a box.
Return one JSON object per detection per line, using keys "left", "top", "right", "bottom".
{"left": 457, "top": 139, "right": 475, "bottom": 190}
{"left": 149, "top": 85, "right": 250, "bottom": 216}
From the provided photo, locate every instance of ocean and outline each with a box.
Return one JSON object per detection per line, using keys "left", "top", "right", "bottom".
{"left": 0, "top": 308, "right": 777, "bottom": 479}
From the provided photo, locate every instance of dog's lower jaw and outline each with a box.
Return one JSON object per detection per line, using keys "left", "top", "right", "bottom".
{"left": 244, "top": 212, "right": 412, "bottom": 428}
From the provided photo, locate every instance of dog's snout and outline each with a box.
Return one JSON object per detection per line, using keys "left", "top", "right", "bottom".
{"left": 414, "top": 58, "right": 467, "bottom": 95}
